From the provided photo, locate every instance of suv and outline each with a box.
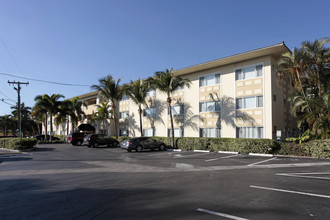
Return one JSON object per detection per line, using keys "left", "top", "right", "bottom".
{"left": 84, "top": 134, "right": 119, "bottom": 148}
{"left": 69, "top": 133, "right": 87, "bottom": 146}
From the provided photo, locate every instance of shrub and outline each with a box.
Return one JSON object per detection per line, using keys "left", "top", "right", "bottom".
{"left": 277, "top": 142, "right": 311, "bottom": 157}
{"left": 0, "top": 138, "right": 37, "bottom": 150}
{"left": 151, "top": 136, "right": 277, "bottom": 154}
{"left": 277, "top": 139, "right": 330, "bottom": 158}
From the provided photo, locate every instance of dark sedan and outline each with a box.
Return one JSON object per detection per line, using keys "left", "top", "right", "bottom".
{"left": 84, "top": 134, "right": 119, "bottom": 148}
{"left": 120, "top": 137, "right": 167, "bottom": 152}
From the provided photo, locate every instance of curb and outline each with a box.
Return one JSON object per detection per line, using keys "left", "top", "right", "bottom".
{"left": 167, "top": 149, "right": 182, "bottom": 152}
{"left": 193, "top": 150, "right": 210, "bottom": 153}
{"left": 248, "top": 153, "right": 273, "bottom": 157}
{"left": 218, "top": 151, "right": 239, "bottom": 154}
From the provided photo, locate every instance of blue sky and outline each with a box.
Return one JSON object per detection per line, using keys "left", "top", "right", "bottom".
{"left": 0, "top": 0, "right": 329, "bottom": 115}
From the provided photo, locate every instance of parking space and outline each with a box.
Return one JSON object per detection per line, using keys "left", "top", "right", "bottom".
{"left": 1, "top": 144, "right": 330, "bottom": 219}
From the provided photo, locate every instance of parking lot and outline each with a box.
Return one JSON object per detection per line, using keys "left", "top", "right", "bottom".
{"left": 1, "top": 144, "right": 330, "bottom": 219}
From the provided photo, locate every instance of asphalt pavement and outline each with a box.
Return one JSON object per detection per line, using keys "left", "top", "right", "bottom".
{"left": 1, "top": 143, "right": 330, "bottom": 220}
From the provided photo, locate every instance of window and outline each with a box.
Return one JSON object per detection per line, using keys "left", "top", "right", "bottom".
{"left": 199, "top": 101, "right": 221, "bottom": 112}
{"left": 169, "top": 105, "right": 184, "bottom": 115}
{"left": 235, "top": 64, "right": 263, "bottom": 80}
{"left": 120, "top": 130, "right": 129, "bottom": 136}
{"left": 119, "top": 111, "right": 129, "bottom": 119}
{"left": 199, "top": 73, "right": 220, "bottom": 87}
{"left": 236, "top": 127, "right": 263, "bottom": 138}
{"left": 143, "top": 108, "right": 156, "bottom": 117}
{"left": 121, "top": 95, "right": 129, "bottom": 101}
{"left": 143, "top": 129, "right": 155, "bottom": 137}
{"left": 168, "top": 128, "right": 184, "bottom": 137}
{"left": 236, "top": 96, "right": 263, "bottom": 109}
{"left": 200, "top": 128, "right": 221, "bottom": 138}
{"left": 146, "top": 89, "right": 156, "bottom": 97}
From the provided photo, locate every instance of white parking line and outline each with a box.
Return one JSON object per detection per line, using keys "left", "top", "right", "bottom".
{"left": 250, "top": 185, "right": 330, "bottom": 199}
{"left": 197, "top": 208, "right": 249, "bottom": 220}
{"left": 205, "top": 154, "right": 239, "bottom": 162}
{"left": 174, "top": 152, "right": 209, "bottom": 158}
{"left": 247, "top": 157, "right": 277, "bottom": 166}
{"left": 276, "top": 172, "right": 330, "bottom": 180}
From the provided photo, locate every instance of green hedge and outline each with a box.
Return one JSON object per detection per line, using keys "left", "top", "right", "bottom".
{"left": 151, "top": 137, "right": 278, "bottom": 154}
{"left": 278, "top": 139, "right": 330, "bottom": 158}
{"left": 0, "top": 138, "right": 37, "bottom": 150}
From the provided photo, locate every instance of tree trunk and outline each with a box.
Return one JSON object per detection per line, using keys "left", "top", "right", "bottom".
{"left": 44, "top": 114, "right": 48, "bottom": 137}
{"left": 112, "top": 100, "right": 118, "bottom": 139}
{"left": 67, "top": 118, "right": 70, "bottom": 136}
{"left": 168, "top": 96, "right": 175, "bottom": 148}
{"left": 296, "top": 69, "right": 312, "bottom": 113}
{"left": 138, "top": 105, "right": 143, "bottom": 136}
{"left": 50, "top": 114, "right": 53, "bottom": 142}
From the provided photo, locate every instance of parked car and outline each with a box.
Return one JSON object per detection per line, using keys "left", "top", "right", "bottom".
{"left": 120, "top": 137, "right": 167, "bottom": 152}
{"left": 68, "top": 133, "right": 87, "bottom": 146}
{"left": 84, "top": 134, "right": 119, "bottom": 148}
{"left": 34, "top": 135, "right": 60, "bottom": 141}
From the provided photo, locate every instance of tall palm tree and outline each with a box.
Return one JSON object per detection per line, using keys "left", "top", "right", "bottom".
{"left": 125, "top": 78, "right": 149, "bottom": 136}
{"left": 34, "top": 94, "right": 64, "bottom": 142}
{"left": 0, "top": 115, "right": 14, "bottom": 135}
{"left": 11, "top": 102, "right": 31, "bottom": 121}
{"left": 302, "top": 38, "right": 330, "bottom": 97}
{"left": 148, "top": 68, "right": 191, "bottom": 148}
{"left": 92, "top": 101, "right": 112, "bottom": 135}
{"left": 55, "top": 97, "right": 86, "bottom": 135}
{"left": 91, "top": 75, "right": 123, "bottom": 139}
{"left": 277, "top": 47, "right": 309, "bottom": 100}
{"left": 32, "top": 103, "right": 48, "bottom": 136}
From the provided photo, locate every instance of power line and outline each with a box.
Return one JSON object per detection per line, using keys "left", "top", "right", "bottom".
{"left": 0, "top": 90, "right": 15, "bottom": 101}
{"left": 0, "top": 98, "right": 13, "bottom": 105}
{"left": 0, "top": 37, "right": 23, "bottom": 74}
{"left": 0, "top": 72, "right": 90, "bottom": 87}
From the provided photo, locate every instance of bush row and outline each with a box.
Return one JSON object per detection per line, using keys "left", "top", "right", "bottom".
{"left": 277, "top": 139, "right": 330, "bottom": 158}
{"left": 151, "top": 137, "right": 278, "bottom": 154}
{"left": 0, "top": 138, "right": 38, "bottom": 150}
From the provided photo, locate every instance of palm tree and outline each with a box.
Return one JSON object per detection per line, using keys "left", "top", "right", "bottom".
{"left": 277, "top": 47, "right": 309, "bottom": 100}
{"left": 32, "top": 102, "right": 48, "bottom": 136}
{"left": 34, "top": 94, "right": 64, "bottom": 142}
{"left": 148, "top": 68, "right": 191, "bottom": 148}
{"left": 290, "top": 92, "right": 330, "bottom": 139}
{"left": 92, "top": 101, "right": 112, "bottom": 135}
{"left": 0, "top": 115, "right": 14, "bottom": 135}
{"left": 125, "top": 78, "right": 149, "bottom": 136}
{"left": 11, "top": 102, "right": 31, "bottom": 121}
{"left": 55, "top": 97, "right": 86, "bottom": 135}
{"left": 302, "top": 38, "right": 330, "bottom": 97}
{"left": 91, "top": 75, "right": 123, "bottom": 139}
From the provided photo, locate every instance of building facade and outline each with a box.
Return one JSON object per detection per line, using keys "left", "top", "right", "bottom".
{"left": 49, "top": 42, "right": 296, "bottom": 140}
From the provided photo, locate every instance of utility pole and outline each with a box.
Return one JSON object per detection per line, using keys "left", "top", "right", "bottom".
{"left": 8, "top": 80, "right": 29, "bottom": 142}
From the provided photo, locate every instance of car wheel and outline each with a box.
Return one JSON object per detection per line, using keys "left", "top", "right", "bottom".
{"left": 136, "top": 145, "right": 143, "bottom": 152}
{"left": 113, "top": 141, "right": 119, "bottom": 147}
{"left": 159, "top": 144, "right": 165, "bottom": 151}
{"left": 127, "top": 149, "right": 131, "bottom": 152}
{"left": 93, "top": 142, "right": 99, "bottom": 148}
{"left": 76, "top": 141, "right": 82, "bottom": 146}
